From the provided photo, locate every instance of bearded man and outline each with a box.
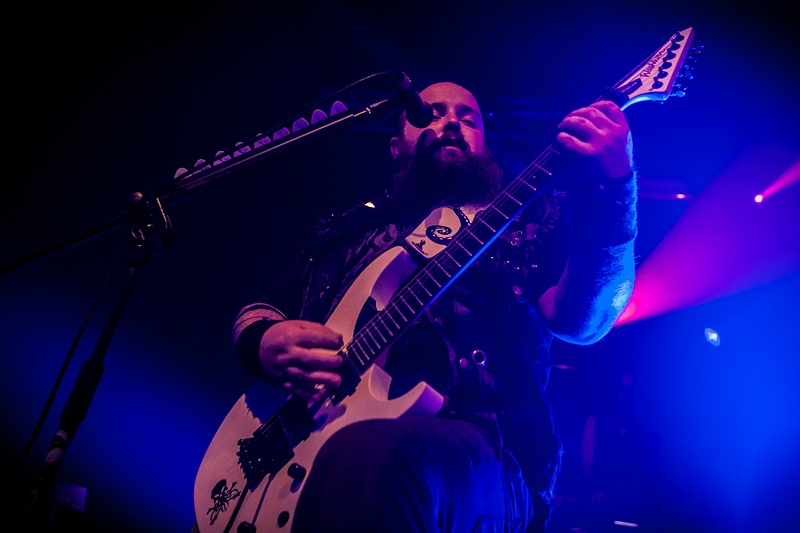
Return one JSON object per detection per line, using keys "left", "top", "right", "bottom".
{"left": 231, "top": 81, "right": 637, "bottom": 532}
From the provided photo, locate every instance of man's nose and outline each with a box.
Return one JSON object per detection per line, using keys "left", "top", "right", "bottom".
{"left": 442, "top": 113, "right": 461, "bottom": 133}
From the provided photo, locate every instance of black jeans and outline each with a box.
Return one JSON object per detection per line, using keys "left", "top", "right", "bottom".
{"left": 291, "top": 416, "right": 535, "bottom": 532}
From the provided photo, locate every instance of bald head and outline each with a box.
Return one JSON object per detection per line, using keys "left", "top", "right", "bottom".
{"left": 391, "top": 82, "right": 487, "bottom": 161}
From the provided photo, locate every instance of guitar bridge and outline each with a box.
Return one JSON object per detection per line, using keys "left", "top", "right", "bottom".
{"left": 236, "top": 395, "right": 315, "bottom": 488}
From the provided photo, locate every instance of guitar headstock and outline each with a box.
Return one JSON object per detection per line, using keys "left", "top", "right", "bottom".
{"left": 609, "top": 27, "right": 701, "bottom": 110}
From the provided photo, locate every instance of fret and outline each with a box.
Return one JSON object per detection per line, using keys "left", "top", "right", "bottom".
{"left": 371, "top": 323, "right": 388, "bottom": 344}
{"left": 494, "top": 194, "right": 522, "bottom": 214}
{"left": 463, "top": 231, "right": 485, "bottom": 248}
{"left": 476, "top": 217, "right": 497, "bottom": 233}
{"left": 485, "top": 205, "right": 510, "bottom": 221}
{"left": 516, "top": 177, "right": 538, "bottom": 191}
{"left": 361, "top": 328, "right": 380, "bottom": 350}
{"left": 348, "top": 341, "right": 368, "bottom": 366}
{"left": 529, "top": 161, "right": 552, "bottom": 176}
{"left": 500, "top": 190, "right": 523, "bottom": 206}
{"left": 431, "top": 258, "right": 456, "bottom": 280}
{"left": 385, "top": 304, "right": 406, "bottom": 328}
{"left": 419, "top": 273, "right": 443, "bottom": 297}
{"left": 503, "top": 184, "right": 536, "bottom": 208}
{"left": 405, "top": 286, "right": 427, "bottom": 307}
{"left": 363, "top": 344, "right": 379, "bottom": 365}
{"left": 356, "top": 335, "right": 375, "bottom": 359}
{"left": 375, "top": 314, "right": 396, "bottom": 338}
{"left": 449, "top": 240, "right": 473, "bottom": 260}
{"left": 411, "top": 280, "right": 434, "bottom": 300}
{"left": 469, "top": 223, "right": 496, "bottom": 246}
{"left": 396, "top": 293, "right": 417, "bottom": 316}
{"left": 351, "top": 346, "right": 372, "bottom": 371}
{"left": 422, "top": 268, "right": 444, "bottom": 288}
{"left": 481, "top": 210, "right": 512, "bottom": 234}
{"left": 435, "top": 253, "right": 464, "bottom": 278}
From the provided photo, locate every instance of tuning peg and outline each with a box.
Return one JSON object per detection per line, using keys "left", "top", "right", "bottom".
{"left": 173, "top": 167, "right": 189, "bottom": 179}
{"left": 311, "top": 109, "right": 328, "bottom": 124}
{"left": 652, "top": 80, "right": 664, "bottom": 89}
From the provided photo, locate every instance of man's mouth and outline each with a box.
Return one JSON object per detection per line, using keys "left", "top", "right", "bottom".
{"left": 438, "top": 135, "right": 468, "bottom": 152}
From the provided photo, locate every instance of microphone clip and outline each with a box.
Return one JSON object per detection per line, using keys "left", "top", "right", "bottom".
{"left": 392, "top": 72, "right": 433, "bottom": 128}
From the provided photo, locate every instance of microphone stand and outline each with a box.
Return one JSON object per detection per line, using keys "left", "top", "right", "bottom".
{"left": 13, "top": 83, "right": 411, "bottom": 531}
{"left": 20, "top": 193, "right": 172, "bottom": 532}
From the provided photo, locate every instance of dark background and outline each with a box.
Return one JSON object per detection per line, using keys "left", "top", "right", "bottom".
{"left": 2, "top": 1, "right": 798, "bottom": 532}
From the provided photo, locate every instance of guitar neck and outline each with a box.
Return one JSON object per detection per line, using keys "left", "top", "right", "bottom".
{"left": 335, "top": 25, "right": 700, "bottom": 388}
{"left": 344, "top": 143, "right": 566, "bottom": 374}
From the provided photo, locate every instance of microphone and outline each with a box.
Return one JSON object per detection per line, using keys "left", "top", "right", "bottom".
{"left": 393, "top": 72, "right": 433, "bottom": 128}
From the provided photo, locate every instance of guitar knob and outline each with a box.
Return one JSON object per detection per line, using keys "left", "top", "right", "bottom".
{"left": 237, "top": 521, "right": 256, "bottom": 533}
{"left": 287, "top": 463, "right": 307, "bottom": 482}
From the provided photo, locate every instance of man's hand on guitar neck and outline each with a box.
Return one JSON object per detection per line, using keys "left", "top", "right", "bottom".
{"left": 258, "top": 320, "right": 344, "bottom": 400}
{"left": 556, "top": 100, "right": 634, "bottom": 181}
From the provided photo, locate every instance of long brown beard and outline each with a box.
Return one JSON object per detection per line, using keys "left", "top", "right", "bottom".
{"left": 389, "top": 143, "right": 504, "bottom": 210}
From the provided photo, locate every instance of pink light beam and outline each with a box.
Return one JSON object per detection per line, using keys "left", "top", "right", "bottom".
{"left": 617, "top": 146, "right": 800, "bottom": 325}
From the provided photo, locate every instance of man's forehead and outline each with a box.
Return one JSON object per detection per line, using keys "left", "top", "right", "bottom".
{"left": 420, "top": 82, "right": 480, "bottom": 113}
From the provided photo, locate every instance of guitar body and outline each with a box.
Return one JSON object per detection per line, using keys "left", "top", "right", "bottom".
{"left": 194, "top": 245, "right": 445, "bottom": 532}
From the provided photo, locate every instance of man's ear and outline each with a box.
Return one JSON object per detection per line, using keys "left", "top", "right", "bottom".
{"left": 390, "top": 136, "right": 401, "bottom": 160}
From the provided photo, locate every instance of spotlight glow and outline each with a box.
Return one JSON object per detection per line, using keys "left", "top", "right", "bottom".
{"left": 704, "top": 327, "right": 721, "bottom": 346}
{"left": 754, "top": 194, "right": 763, "bottom": 203}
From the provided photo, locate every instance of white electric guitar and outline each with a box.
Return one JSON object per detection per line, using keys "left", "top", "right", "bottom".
{"left": 194, "top": 27, "right": 698, "bottom": 532}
